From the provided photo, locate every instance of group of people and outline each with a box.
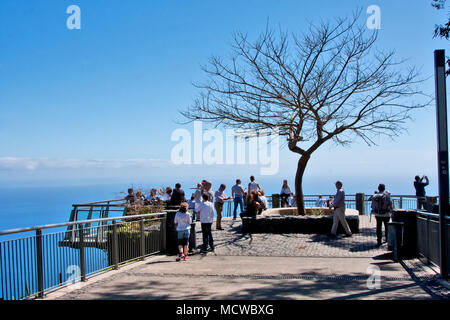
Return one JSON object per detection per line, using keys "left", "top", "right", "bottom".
{"left": 170, "top": 176, "right": 268, "bottom": 261}
{"left": 127, "top": 174, "right": 432, "bottom": 260}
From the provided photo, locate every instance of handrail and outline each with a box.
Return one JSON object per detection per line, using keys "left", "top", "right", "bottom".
{"left": 0, "top": 212, "right": 167, "bottom": 236}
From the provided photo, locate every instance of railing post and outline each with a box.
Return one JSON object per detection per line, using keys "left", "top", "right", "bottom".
{"left": 399, "top": 196, "right": 403, "bottom": 209}
{"left": 140, "top": 219, "right": 145, "bottom": 260}
{"left": 35, "top": 229, "right": 44, "bottom": 298}
{"left": 355, "top": 193, "right": 365, "bottom": 215}
{"left": 78, "top": 224, "right": 86, "bottom": 282}
{"left": 160, "top": 216, "right": 166, "bottom": 252}
{"left": 112, "top": 220, "right": 119, "bottom": 269}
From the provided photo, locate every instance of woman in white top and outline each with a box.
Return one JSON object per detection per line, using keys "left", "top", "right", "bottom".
{"left": 248, "top": 176, "right": 261, "bottom": 196}
{"left": 280, "top": 180, "right": 292, "bottom": 207}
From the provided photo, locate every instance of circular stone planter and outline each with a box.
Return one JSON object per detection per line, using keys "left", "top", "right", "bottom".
{"left": 242, "top": 207, "right": 360, "bottom": 234}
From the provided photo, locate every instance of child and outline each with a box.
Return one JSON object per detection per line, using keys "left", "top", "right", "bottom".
{"left": 174, "top": 202, "right": 191, "bottom": 261}
{"left": 197, "top": 193, "right": 215, "bottom": 252}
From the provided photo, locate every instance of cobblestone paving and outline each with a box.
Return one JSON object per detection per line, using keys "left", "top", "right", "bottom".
{"left": 194, "top": 215, "right": 387, "bottom": 258}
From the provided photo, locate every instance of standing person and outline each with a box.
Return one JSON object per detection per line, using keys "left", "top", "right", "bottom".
{"left": 203, "top": 181, "right": 215, "bottom": 203}
{"left": 197, "top": 193, "right": 215, "bottom": 252}
{"left": 330, "top": 181, "right": 352, "bottom": 237}
{"left": 369, "top": 184, "right": 393, "bottom": 247}
{"left": 174, "top": 202, "right": 191, "bottom": 261}
{"left": 214, "top": 184, "right": 231, "bottom": 230}
{"left": 248, "top": 176, "right": 261, "bottom": 195}
{"left": 231, "top": 179, "right": 246, "bottom": 220}
{"left": 280, "top": 180, "right": 292, "bottom": 207}
{"left": 414, "top": 175, "right": 429, "bottom": 210}
{"left": 193, "top": 183, "right": 203, "bottom": 222}
{"left": 170, "top": 183, "right": 186, "bottom": 206}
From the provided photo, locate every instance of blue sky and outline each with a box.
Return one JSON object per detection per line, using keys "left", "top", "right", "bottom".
{"left": 0, "top": 0, "right": 448, "bottom": 195}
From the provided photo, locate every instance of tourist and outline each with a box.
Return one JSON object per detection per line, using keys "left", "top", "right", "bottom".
{"left": 174, "top": 202, "right": 191, "bottom": 261}
{"left": 135, "top": 190, "right": 145, "bottom": 205}
{"left": 369, "top": 184, "right": 393, "bottom": 247}
{"left": 124, "top": 188, "right": 136, "bottom": 204}
{"left": 243, "top": 192, "right": 260, "bottom": 218}
{"left": 146, "top": 188, "right": 161, "bottom": 204}
{"left": 280, "top": 180, "right": 292, "bottom": 207}
{"left": 231, "top": 179, "right": 246, "bottom": 220}
{"left": 215, "top": 184, "right": 231, "bottom": 230}
{"left": 248, "top": 176, "right": 261, "bottom": 196}
{"left": 193, "top": 183, "right": 203, "bottom": 221}
{"left": 258, "top": 190, "right": 268, "bottom": 214}
{"left": 315, "top": 195, "right": 325, "bottom": 207}
{"left": 326, "top": 196, "right": 334, "bottom": 208}
{"left": 187, "top": 194, "right": 196, "bottom": 219}
{"left": 170, "top": 183, "right": 186, "bottom": 206}
{"left": 203, "top": 180, "right": 215, "bottom": 202}
{"left": 288, "top": 193, "right": 296, "bottom": 207}
{"left": 330, "top": 181, "right": 352, "bottom": 237}
{"left": 160, "top": 187, "right": 172, "bottom": 203}
{"left": 197, "top": 193, "right": 215, "bottom": 252}
{"left": 414, "top": 175, "right": 429, "bottom": 210}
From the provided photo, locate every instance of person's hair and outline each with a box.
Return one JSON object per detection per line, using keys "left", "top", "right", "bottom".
{"left": 166, "top": 187, "right": 172, "bottom": 195}
{"left": 236, "top": 179, "right": 241, "bottom": 184}
{"left": 220, "top": 184, "right": 226, "bottom": 190}
{"left": 128, "top": 188, "right": 134, "bottom": 194}
{"left": 378, "top": 184, "right": 386, "bottom": 192}
{"left": 318, "top": 195, "right": 322, "bottom": 199}
{"left": 202, "top": 193, "right": 209, "bottom": 201}
{"left": 251, "top": 190, "right": 258, "bottom": 196}
{"left": 335, "top": 181, "right": 343, "bottom": 187}
{"left": 197, "top": 183, "right": 202, "bottom": 188}
{"left": 259, "top": 190, "right": 265, "bottom": 196}
{"left": 282, "top": 180, "right": 288, "bottom": 186}
{"left": 179, "top": 202, "right": 189, "bottom": 213}
{"left": 250, "top": 176, "right": 255, "bottom": 181}
{"left": 415, "top": 175, "right": 420, "bottom": 181}
{"left": 190, "top": 194, "right": 195, "bottom": 200}
{"left": 175, "top": 183, "right": 181, "bottom": 189}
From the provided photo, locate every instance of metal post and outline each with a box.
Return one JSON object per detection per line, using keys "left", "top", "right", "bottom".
{"left": 399, "top": 196, "right": 403, "bottom": 209}
{"left": 112, "top": 220, "right": 119, "bottom": 269}
{"left": 435, "top": 49, "right": 449, "bottom": 280}
{"left": 140, "top": 219, "right": 145, "bottom": 260}
{"left": 161, "top": 216, "right": 166, "bottom": 252}
{"left": 78, "top": 224, "right": 86, "bottom": 282}
{"left": 35, "top": 229, "right": 44, "bottom": 298}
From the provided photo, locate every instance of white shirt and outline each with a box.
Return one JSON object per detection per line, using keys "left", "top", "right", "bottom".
{"left": 281, "top": 186, "right": 291, "bottom": 195}
{"left": 249, "top": 181, "right": 259, "bottom": 192}
{"left": 197, "top": 201, "right": 215, "bottom": 224}
{"left": 162, "top": 193, "right": 171, "bottom": 202}
{"left": 174, "top": 211, "right": 191, "bottom": 231}
{"left": 258, "top": 196, "right": 268, "bottom": 209}
{"left": 315, "top": 199, "right": 324, "bottom": 207}
{"left": 193, "top": 188, "right": 203, "bottom": 203}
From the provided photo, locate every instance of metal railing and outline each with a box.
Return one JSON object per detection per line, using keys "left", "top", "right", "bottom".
{"left": 416, "top": 211, "right": 450, "bottom": 273}
{"left": 0, "top": 212, "right": 166, "bottom": 300}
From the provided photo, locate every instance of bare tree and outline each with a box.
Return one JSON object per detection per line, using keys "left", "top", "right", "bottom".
{"left": 181, "top": 13, "right": 431, "bottom": 215}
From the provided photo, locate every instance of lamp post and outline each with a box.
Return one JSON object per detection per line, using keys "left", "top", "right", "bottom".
{"left": 434, "top": 49, "right": 449, "bottom": 280}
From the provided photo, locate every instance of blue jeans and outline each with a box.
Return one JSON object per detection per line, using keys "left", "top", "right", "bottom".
{"left": 233, "top": 196, "right": 244, "bottom": 219}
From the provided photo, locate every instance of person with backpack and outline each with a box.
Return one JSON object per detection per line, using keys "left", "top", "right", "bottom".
{"left": 369, "top": 183, "right": 393, "bottom": 247}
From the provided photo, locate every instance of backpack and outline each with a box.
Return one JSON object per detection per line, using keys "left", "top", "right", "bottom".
{"left": 371, "top": 192, "right": 390, "bottom": 213}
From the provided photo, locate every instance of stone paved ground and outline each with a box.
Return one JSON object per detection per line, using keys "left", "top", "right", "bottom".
{"left": 198, "top": 216, "right": 390, "bottom": 257}
{"left": 44, "top": 215, "right": 450, "bottom": 300}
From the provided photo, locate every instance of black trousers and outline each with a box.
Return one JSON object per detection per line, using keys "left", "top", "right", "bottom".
{"left": 280, "top": 193, "right": 290, "bottom": 207}
{"left": 201, "top": 223, "right": 214, "bottom": 250}
{"left": 375, "top": 216, "right": 390, "bottom": 244}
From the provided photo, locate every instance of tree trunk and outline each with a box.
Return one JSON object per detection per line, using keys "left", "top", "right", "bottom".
{"left": 295, "top": 154, "right": 310, "bottom": 215}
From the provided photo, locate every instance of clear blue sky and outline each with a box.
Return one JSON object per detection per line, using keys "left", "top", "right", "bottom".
{"left": 0, "top": 0, "right": 448, "bottom": 195}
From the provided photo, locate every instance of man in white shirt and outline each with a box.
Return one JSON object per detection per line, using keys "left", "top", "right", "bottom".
{"left": 197, "top": 193, "right": 215, "bottom": 252}
{"left": 248, "top": 176, "right": 261, "bottom": 194}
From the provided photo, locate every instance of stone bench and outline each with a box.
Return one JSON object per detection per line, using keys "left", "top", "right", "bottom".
{"left": 241, "top": 207, "right": 360, "bottom": 234}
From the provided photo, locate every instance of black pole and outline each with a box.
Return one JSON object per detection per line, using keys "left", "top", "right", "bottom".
{"left": 434, "top": 49, "right": 449, "bottom": 280}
